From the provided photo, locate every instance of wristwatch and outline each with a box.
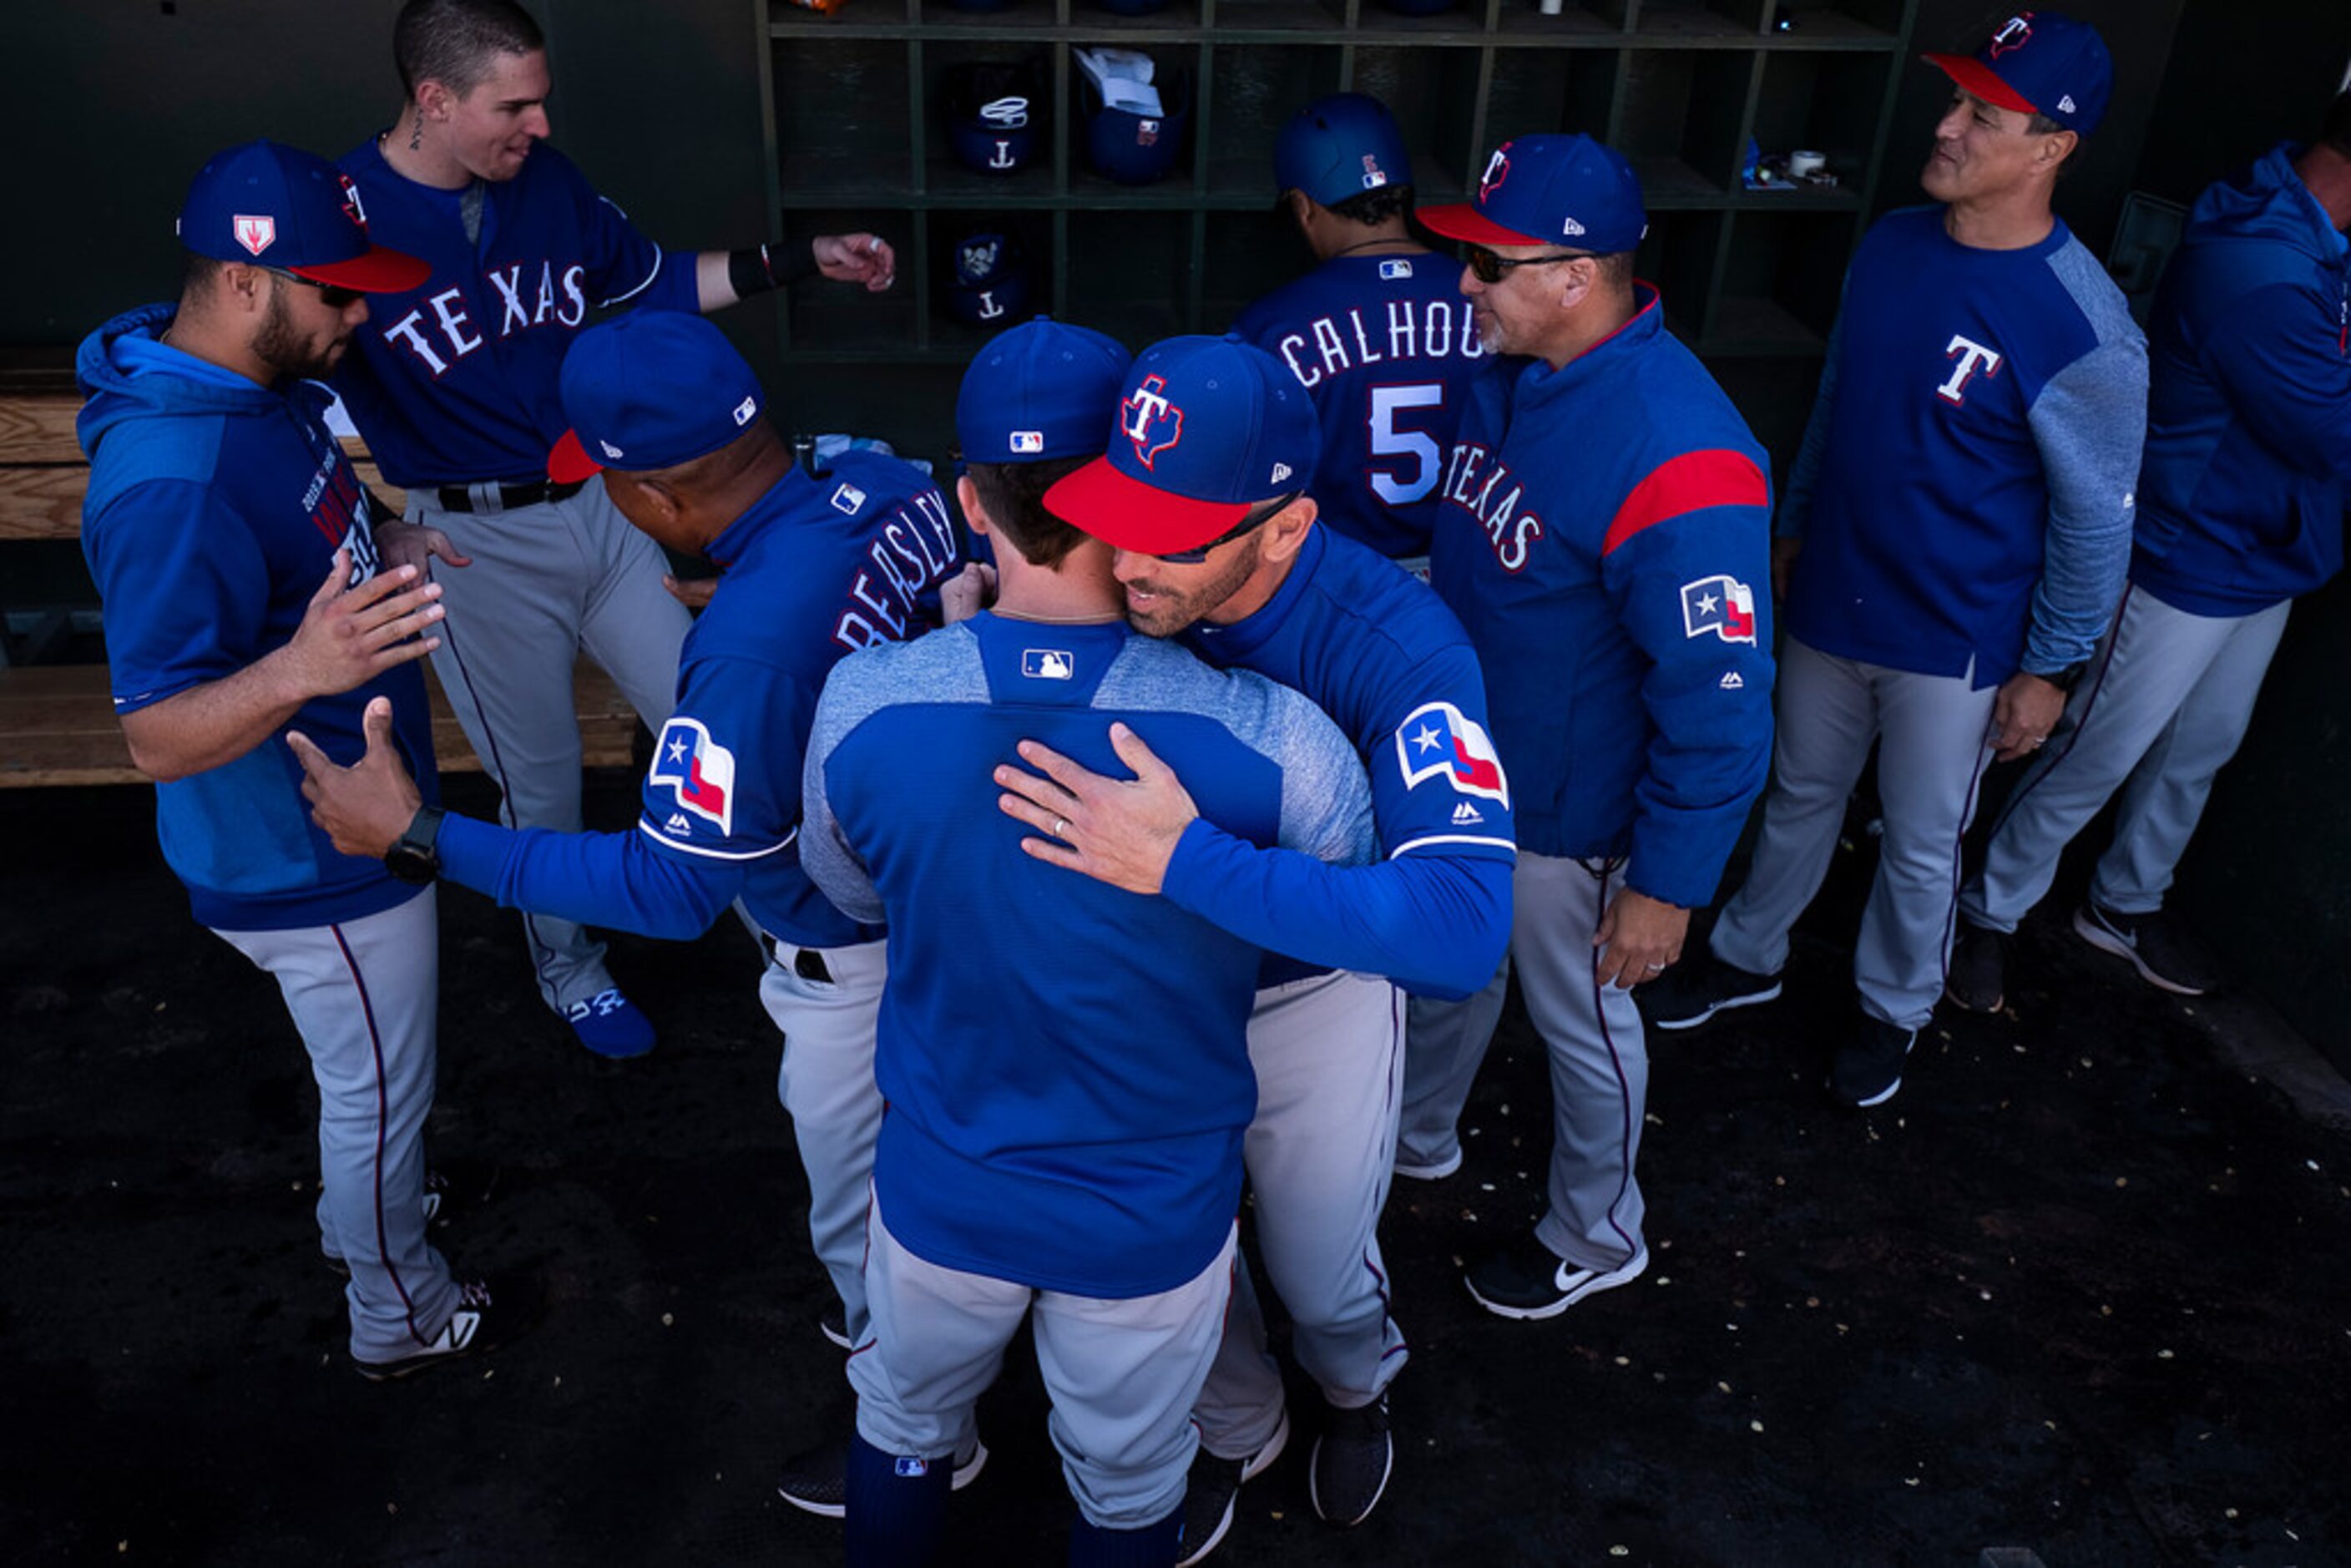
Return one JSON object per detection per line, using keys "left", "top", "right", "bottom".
{"left": 2037, "top": 661, "right": 2091, "bottom": 693}
{"left": 385, "top": 805, "right": 446, "bottom": 885}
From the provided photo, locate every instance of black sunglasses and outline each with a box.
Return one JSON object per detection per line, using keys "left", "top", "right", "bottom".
{"left": 1462, "top": 244, "right": 1597, "bottom": 285}
{"left": 268, "top": 268, "right": 365, "bottom": 309}
{"left": 1153, "top": 492, "right": 1299, "bottom": 564}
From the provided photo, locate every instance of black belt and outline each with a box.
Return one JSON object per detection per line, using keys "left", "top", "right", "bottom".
{"left": 432, "top": 478, "right": 587, "bottom": 513}
{"left": 763, "top": 936, "right": 832, "bottom": 984}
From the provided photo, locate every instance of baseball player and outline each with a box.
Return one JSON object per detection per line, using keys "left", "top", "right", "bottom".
{"left": 1949, "top": 92, "right": 2351, "bottom": 1009}
{"left": 1648, "top": 14, "right": 2146, "bottom": 1110}
{"left": 293, "top": 312, "right": 962, "bottom": 1407}
{"left": 331, "top": 0, "right": 895, "bottom": 1057}
{"left": 1413, "top": 134, "right": 1776, "bottom": 1319}
{"left": 798, "top": 341, "right": 1376, "bottom": 1567}
{"left": 1004, "top": 336, "right": 1516, "bottom": 1553}
{"left": 78, "top": 139, "right": 528, "bottom": 1378}
{"left": 1230, "top": 92, "right": 1487, "bottom": 562}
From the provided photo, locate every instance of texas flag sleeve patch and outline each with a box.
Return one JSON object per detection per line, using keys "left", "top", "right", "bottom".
{"left": 647, "top": 717, "right": 739, "bottom": 837}
{"left": 1393, "top": 701, "right": 1512, "bottom": 809}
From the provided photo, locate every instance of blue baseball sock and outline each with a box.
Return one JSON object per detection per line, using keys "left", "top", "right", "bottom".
{"left": 846, "top": 1433, "right": 952, "bottom": 1567}
{"left": 1068, "top": 1507, "right": 1182, "bottom": 1567}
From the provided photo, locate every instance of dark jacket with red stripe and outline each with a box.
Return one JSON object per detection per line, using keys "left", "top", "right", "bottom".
{"left": 1428, "top": 287, "right": 1775, "bottom": 907}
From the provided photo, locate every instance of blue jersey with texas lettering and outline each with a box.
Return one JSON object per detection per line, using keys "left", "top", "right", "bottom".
{"left": 800, "top": 615, "right": 1373, "bottom": 1297}
{"left": 1231, "top": 253, "right": 1486, "bottom": 559}
{"left": 331, "top": 139, "right": 700, "bottom": 487}
{"left": 432, "top": 451, "right": 962, "bottom": 944}
{"left": 77, "top": 304, "right": 438, "bottom": 932}
{"left": 1163, "top": 524, "right": 1515, "bottom": 998}
{"left": 1428, "top": 289, "right": 1774, "bottom": 908}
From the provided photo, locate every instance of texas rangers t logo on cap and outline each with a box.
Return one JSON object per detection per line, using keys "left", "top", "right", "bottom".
{"left": 1122, "top": 373, "right": 1183, "bottom": 469}
{"left": 336, "top": 174, "right": 370, "bottom": 230}
{"left": 234, "top": 215, "right": 276, "bottom": 256}
{"left": 1989, "top": 13, "right": 2033, "bottom": 55}
{"left": 1394, "top": 701, "right": 1511, "bottom": 809}
{"left": 649, "top": 718, "right": 738, "bottom": 837}
{"left": 1478, "top": 146, "right": 1511, "bottom": 204}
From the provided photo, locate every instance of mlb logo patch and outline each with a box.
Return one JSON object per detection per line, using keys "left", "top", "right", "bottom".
{"left": 1021, "top": 648, "right": 1075, "bottom": 680}
{"left": 894, "top": 1458, "right": 932, "bottom": 1479}
{"left": 1361, "top": 153, "right": 1388, "bottom": 190}
{"left": 1378, "top": 259, "right": 1414, "bottom": 281}
{"left": 233, "top": 215, "right": 276, "bottom": 256}
{"left": 1394, "top": 701, "right": 1511, "bottom": 810}
{"left": 1009, "top": 430, "right": 1045, "bottom": 455}
{"left": 732, "top": 396, "right": 758, "bottom": 427}
{"left": 1681, "top": 575, "right": 1757, "bottom": 645}
{"left": 831, "top": 483, "right": 867, "bottom": 515}
{"left": 648, "top": 718, "right": 740, "bottom": 837}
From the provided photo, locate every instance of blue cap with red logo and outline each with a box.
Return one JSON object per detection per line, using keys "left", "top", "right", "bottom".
{"left": 178, "top": 139, "right": 427, "bottom": 292}
{"left": 1044, "top": 334, "right": 1320, "bottom": 553}
{"left": 956, "top": 318, "right": 1132, "bottom": 464}
{"left": 1924, "top": 12, "right": 2111, "bottom": 135}
{"left": 1418, "top": 133, "right": 1647, "bottom": 255}
{"left": 1276, "top": 93, "right": 1413, "bottom": 210}
{"left": 549, "top": 311, "right": 766, "bottom": 483}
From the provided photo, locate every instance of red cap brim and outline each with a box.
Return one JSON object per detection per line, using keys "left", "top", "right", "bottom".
{"left": 1417, "top": 201, "right": 1547, "bottom": 248}
{"left": 1044, "top": 456, "right": 1252, "bottom": 554}
{"left": 1922, "top": 53, "right": 2039, "bottom": 116}
{"left": 547, "top": 429, "right": 603, "bottom": 484}
{"left": 291, "top": 244, "right": 432, "bottom": 294}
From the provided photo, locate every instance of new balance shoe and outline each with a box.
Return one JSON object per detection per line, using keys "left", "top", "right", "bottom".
{"left": 1826, "top": 1014, "right": 1917, "bottom": 1110}
{"left": 776, "top": 1433, "right": 988, "bottom": 1519}
{"left": 1944, "top": 922, "right": 2011, "bottom": 1014}
{"left": 1176, "top": 1405, "right": 1289, "bottom": 1566}
{"left": 1464, "top": 1233, "right": 1649, "bottom": 1321}
{"left": 351, "top": 1273, "right": 537, "bottom": 1381}
{"left": 1308, "top": 1393, "right": 1391, "bottom": 1528}
{"left": 2073, "top": 902, "right": 2221, "bottom": 996}
{"left": 1641, "top": 951, "right": 1782, "bottom": 1031}
{"left": 567, "top": 987, "right": 655, "bottom": 1058}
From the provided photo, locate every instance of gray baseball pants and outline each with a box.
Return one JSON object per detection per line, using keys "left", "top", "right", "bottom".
{"left": 1963, "top": 586, "right": 2292, "bottom": 928}
{"left": 1710, "top": 637, "right": 1997, "bottom": 1032}
{"left": 215, "top": 888, "right": 460, "bottom": 1363}
{"left": 1196, "top": 970, "right": 1407, "bottom": 1458}
{"left": 759, "top": 935, "right": 888, "bottom": 1346}
{"left": 852, "top": 1200, "right": 1233, "bottom": 1531}
{"left": 413, "top": 480, "right": 690, "bottom": 1015}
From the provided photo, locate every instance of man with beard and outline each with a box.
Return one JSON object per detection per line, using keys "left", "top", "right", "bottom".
{"left": 76, "top": 139, "right": 528, "bottom": 1378}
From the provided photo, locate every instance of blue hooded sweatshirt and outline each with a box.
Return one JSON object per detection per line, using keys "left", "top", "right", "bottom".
{"left": 2131, "top": 143, "right": 2351, "bottom": 615}
{"left": 77, "top": 303, "right": 437, "bottom": 931}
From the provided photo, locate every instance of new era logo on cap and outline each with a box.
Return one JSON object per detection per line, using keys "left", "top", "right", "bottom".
{"left": 1270, "top": 462, "right": 1293, "bottom": 483}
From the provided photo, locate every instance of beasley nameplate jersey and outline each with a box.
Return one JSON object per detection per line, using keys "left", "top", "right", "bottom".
{"left": 1232, "top": 254, "right": 1485, "bottom": 559}
{"left": 801, "top": 615, "right": 1373, "bottom": 1298}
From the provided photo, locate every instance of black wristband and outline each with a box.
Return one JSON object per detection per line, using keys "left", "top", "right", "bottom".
{"left": 728, "top": 242, "right": 817, "bottom": 299}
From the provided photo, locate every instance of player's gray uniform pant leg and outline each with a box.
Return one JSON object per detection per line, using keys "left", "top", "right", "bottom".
{"left": 214, "top": 889, "right": 459, "bottom": 1361}
{"left": 1711, "top": 639, "right": 1996, "bottom": 1031}
{"left": 853, "top": 1201, "right": 1232, "bottom": 1530}
{"left": 1197, "top": 971, "right": 1408, "bottom": 1458}
{"left": 412, "top": 481, "right": 691, "bottom": 1014}
{"left": 1395, "top": 957, "right": 1511, "bottom": 1173}
{"left": 759, "top": 936, "right": 887, "bottom": 1344}
{"left": 1965, "top": 589, "right": 2291, "bottom": 927}
{"left": 1511, "top": 852, "right": 1649, "bottom": 1270}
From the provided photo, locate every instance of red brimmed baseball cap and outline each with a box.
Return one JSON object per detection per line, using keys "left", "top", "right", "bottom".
{"left": 1924, "top": 12, "right": 2111, "bottom": 134}
{"left": 177, "top": 140, "right": 428, "bottom": 292}
{"left": 549, "top": 312, "right": 766, "bottom": 483}
{"left": 1419, "top": 133, "right": 1646, "bottom": 254}
{"left": 1044, "top": 335, "right": 1321, "bottom": 554}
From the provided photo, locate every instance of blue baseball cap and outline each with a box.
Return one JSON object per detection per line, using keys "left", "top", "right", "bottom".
{"left": 1418, "top": 133, "right": 1647, "bottom": 255}
{"left": 956, "top": 318, "right": 1131, "bottom": 464}
{"left": 945, "top": 232, "right": 1034, "bottom": 328}
{"left": 1275, "top": 93, "right": 1413, "bottom": 209}
{"left": 178, "top": 139, "right": 427, "bottom": 292}
{"left": 549, "top": 312, "right": 765, "bottom": 483}
{"left": 1044, "top": 335, "right": 1320, "bottom": 553}
{"left": 1925, "top": 12, "right": 2111, "bottom": 135}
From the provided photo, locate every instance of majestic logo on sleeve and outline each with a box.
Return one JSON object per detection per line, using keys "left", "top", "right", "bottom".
{"left": 1936, "top": 335, "right": 2004, "bottom": 405}
{"left": 649, "top": 718, "right": 738, "bottom": 837}
{"left": 1122, "top": 374, "right": 1183, "bottom": 469}
{"left": 233, "top": 215, "right": 276, "bottom": 256}
{"left": 1681, "top": 575, "right": 1757, "bottom": 644}
{"left": 1395, "top": 701, "right": 1511, "bottom": 809}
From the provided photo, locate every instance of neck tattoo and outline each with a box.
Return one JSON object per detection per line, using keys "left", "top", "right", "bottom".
{"left": 407, "top": 109, "right": 424, "bottom": 152}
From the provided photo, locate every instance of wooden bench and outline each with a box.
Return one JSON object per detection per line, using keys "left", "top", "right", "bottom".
{"left": 0, "top": 381, "right": 641, "bottom": 788}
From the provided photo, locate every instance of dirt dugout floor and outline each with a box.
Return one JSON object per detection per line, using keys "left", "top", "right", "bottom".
{"left": 3, "top": 775, "right": 2346, "bottom": 1567}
